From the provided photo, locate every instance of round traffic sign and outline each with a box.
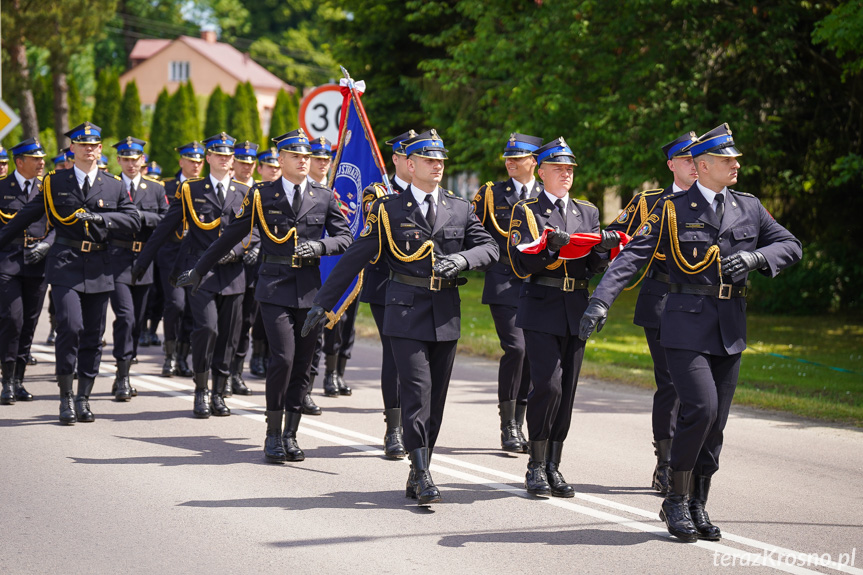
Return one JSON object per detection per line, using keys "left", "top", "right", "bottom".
{"left": 299, "top": 84, "right": 344, "bottom": 145}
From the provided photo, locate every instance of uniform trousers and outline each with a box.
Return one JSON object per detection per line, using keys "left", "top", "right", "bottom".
{"left": 665, "top": 348, "right": 740, "bottom": 477}
{"left": 523, "top": 329, "right": 585, "bottom": 442}
{"left": 322, "top": 300, "right": 357, "bottom": 359}
{"left": 310, "top": 329, "right": 324, "bottom": 379}
{"left": 0, "top": 274, "right": 48, "bottom": 363}
{"left": 251, "top": 308, "right": 267, "bottom": 341}
{"left": 369, "top": 303, "right": 399, "bottom": 409}
{"left": 489, "top": 303, "right": 531, "bottom": 403}
{"left": 644, "top": 326, "right": 679, "bottom": 441}
{"left": 52, "top": 285, "right": 109, "bottom": 379}
{"left": 157, "top": 249, "right": 192, "bottom": 344}
{"left": 189, "top": 289, "right": 242, "bottom": 377}
{"left": 110, "top": 282, "right": 150, "bottom": 362}
{"left": 390, "top": 337, "right": 458, "bottom": 452}
{"left": 236, "top": 285, "right": 258, "bottom": 359}
{"left": 144, "top": 265, "right": 163, "bottom": 328}
{"left": 258, "top": 303, "right": 318, "bottom": 412}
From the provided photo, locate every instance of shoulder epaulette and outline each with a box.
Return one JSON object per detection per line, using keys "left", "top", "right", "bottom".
{"left": 516, "top": 197, "right": 539, "bottom": 208}
{"left": 639, "top": 188, "right": 664, "bottom": 197}
{"left": 109, "top": 173, "right": 122, "bottom": 180}
{"left": 574, "top": 198, "right": 596, "bottom": 208}
{"left": 0, "top": 174, "right": 8, "bottom": 181}
{"left": 231, "top": 178, "right": 251, "bottom": 187}
{"left": 729, "top": 189, "right": 755, "bottom": 198}
{"left": 143, "top": 175, "right": 163, "bottom": 184}
{"left": 378, "top": 192, "right": 398, "bottom": 202}
{"left": 162, "top": 177, "right": 176, "bottom": 183}
{"left": 37, "top": 175, "right": 44, "bottom": 182}
{"left": 444, "top": 189, "right": 468, "bottom": 202}
{"left": 186, "top": 177, "right": 205, "bottom": 183}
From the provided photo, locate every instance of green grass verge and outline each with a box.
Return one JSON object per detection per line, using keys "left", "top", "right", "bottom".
{"left": 353, "top": 271, "right": 863, "bottom": 427}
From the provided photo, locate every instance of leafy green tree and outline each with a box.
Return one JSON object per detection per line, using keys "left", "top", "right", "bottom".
{"left": 68, "top": 77, "right": 86, "bottom": 127}
{"left": 268, "top": 88, "right": 299, "bottom": 141}
{"left": 204, "top": 85, "right": 232, "bottom": 137}
{"left": 229, "top": 81, "right": 263, "bottom": 146}
{"left": 148, "top": 88, "right": 174, "bottom": 173}
{"left": 32, "top": 73, "right": 55, "bottom": 130}
{"left": 117, "top": 80, "right": 144, "bottom": 138}
{"left": 93, "top": 68, "right": 122, "bottom": 138}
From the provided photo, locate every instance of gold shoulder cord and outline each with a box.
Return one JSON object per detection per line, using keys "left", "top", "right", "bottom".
{"left": 378, "top": 202, "right": 436, "bottom": 266}
{"left": 0, "top": 207, "right": 15, "bottom": 224}
{"left": 182, "top": 181, "right": 221, "bottom": 233}
{"left": 253, "top": 188, "right": 298, "bottom": 249}
{"left": 482, "top": 182, "right": 510, "bottom": 237}
{"left": 43, "top": 174, "right": 85, "bottom": 226}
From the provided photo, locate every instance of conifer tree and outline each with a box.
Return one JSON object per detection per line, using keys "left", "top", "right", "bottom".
{"left": 204, "top": 85, "right": 232, "bottom": 137}
{"left": 171, "top": 81, "right": 200, "bottom": 145}
{"left": 93, "top": 69, "right": 121, "bottom": 138}
{"left": 268, "top": 88, "right": 299, "bottom": 141}
{"left": 148, "top": 88, "right": 174, "bottom": 173}
{"left": 117, "top": 80, "right": 143, "bottom": 138}
{"left": 229, "top": 81, "right": 262, "bottom": 146}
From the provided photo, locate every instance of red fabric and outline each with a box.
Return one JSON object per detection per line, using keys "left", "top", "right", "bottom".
{"left": 520, "top": 230, "right": 630, "bottom": 260}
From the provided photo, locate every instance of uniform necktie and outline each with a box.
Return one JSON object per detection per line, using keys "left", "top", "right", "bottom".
{"left": 555, "top": 198, "right": 567, "bottom": 226}
{"left": 521, "top": 183, "right": 530, "bottom": 201}
{"left": 82, "top": 176, "right": 91, "bottom": 198}
{"left": 217, "top": 182, "right": 225, "bottom": 206}
{"left": 24, "top": 180, "right": 31, "bottom": 200}
{"left": 128, "top": 181, "right": 135, "bottom": 201}
{"left": 424, "top": 194, "right": 436, "bottom": 228}
{"left": 292, "top": 184, "right": 301, "bottom": 215}
{"left": 715, "top": 193, "right": 725, "bottom": 224}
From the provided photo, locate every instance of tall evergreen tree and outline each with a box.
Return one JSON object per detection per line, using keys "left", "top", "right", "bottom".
{"left": 204, "top": 85, "right": 232, "bottom": 137}
{"left": 68, "top": 77, "right": 85, "bottom": 127}
{"left": 229, "top": 82, "right": 263, "bottom": 146}
{"left": 268, "top": 88, "right": 299, "bottom": 141}
{"left": 93, "top": 69, "right": 122, "bottom": 138}
{"left": 171, "top": 81, "right": 201, "bottom": 145}
{"left": 117, "top": 80, "right": 144, "bottom": 138}
{"left": 148, "top": 88, "right": 174, "bottom": 174}
{"left": 33, "top": 74, "right": 55, "bottom": 130}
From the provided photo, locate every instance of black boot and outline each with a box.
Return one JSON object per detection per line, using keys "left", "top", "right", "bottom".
{"left": 323, "top": 354, "right": 339, "bottom": 397}
{"left": 261, "top": 341, "right": 270, "bottom": 376}
{"left": 383, "top": 408, "right": 406, "bottom": 459}
{"left": 13, "top": 359, "right": 33, "bottom": 401}
{"left": 652, "top": 439, "right": 673, "bottom": 494}
{"left": 301, "top": 376, "right": 322, "bottom": 416}
{"left": 113, "top": 360, "right": 133, "bottom": 402}
{"left": 498, "top": 400, "right": 523, "bottom": 453}
{"left": 336, "top": 356, "right": 352, "bottom": 396}
{"left": 193, "top": 372, "right": 211, "bottom": 419}
{"left": 264, "top": 410, "right": 287, "bottom": 462}
{"left": 546, "top": 441, "right": 575, "bottom": 498}
{"left": 58, "top": 374, "right": 76, "bottom": 425}
{"left": 176, "top": 342, "right": 194, "bottom": 377}
{"left": 210, "top": 373, "right": 231, "bottom": 416}
{"left": 1, "top": 361, "right": 15, "bottom": 405}
{"left": 75, "top": 376, "right": 96, "bottom": 423}
{"left": 515, "top": 402, "right": 528, "bottom": 453}
{"left": 47, "top": 316, "right": 56, "bottom": 345}
{"left": 406, "top": 447, "right": 440, "bottom": 505}
{"left": 250, "top": 340, "right": 265, "bottom": 377}
{"left": 161, "top": 340, "right": 178, "bottom": 377}
{"left": 230, "top": 356, "right": 252, "bottom": 395}
{"left": 282, "top": 411, "right": 305, "bottom": 461}
{"left": 525, "top": 440, "right": 551, "bottom": 496}
{"left": 689, "top": 475, "right": 722, "bottom": 541}
{"left": 659, "top": 470, "right": 699, "bottom": 543}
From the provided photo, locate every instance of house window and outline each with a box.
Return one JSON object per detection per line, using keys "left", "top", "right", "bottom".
{"left": 170, "top": 61, "right": 190, "bottom": 82}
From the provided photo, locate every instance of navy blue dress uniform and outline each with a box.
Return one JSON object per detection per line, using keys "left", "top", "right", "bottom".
{"left": 471, "top": 132, "right": 544, "bottom": 454}
{"left": 0, "top": 123, "right": 141, "bottom": 425}
{"left": 605, "top": 131, "right": 698, "bottom": 494}
{"left": 0, "top": 138, "right": 52, "bottom": 405}
{"left": 107, "top": 137, "right": 168, "bottom": 400}
{"left": 178, "top": 129, "right": 352, "bottom": 463}
{"left": 157, "top": 142, "right": 204, "bottom": 378}
{"left": 134, "top": 132, "right": 254, "bottom": 418}
{"left": 580, "top": 124, "right": 802, "bottom": 542}
{"left": 508, "top": 137, "right": 611, "bottom": 498}
{"left": 0, "top": 146, "right": 8, "bottom": 176}
{"left": 305, "top": 130, "right": 498, "bottom": 504}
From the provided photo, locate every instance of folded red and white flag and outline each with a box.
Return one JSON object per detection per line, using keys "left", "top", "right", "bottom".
{"left": 517, "top": 230, "right": 630, "bottom": 260}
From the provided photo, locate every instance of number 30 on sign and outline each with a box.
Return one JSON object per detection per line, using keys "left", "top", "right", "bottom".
{"left": 299, "top": 84, "right": 343, "bottom": 145}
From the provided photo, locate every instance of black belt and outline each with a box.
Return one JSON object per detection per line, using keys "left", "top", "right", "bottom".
{"left": 389, "top": 271, "right": 465, "bottom": 291}
{"left": 262, "top": 254, "right": 321, "bottom": 268}
{"left": 56, "top": 236, "right": 107, "bottom": 252}
{"left": 12, "top": 236, "right": 43, "bottom": 248}
{"left": 647, "top": 270, "right": 670, "bottom": 283}
{"left": 110, "top": 239, "right": 145, "bottom": 253}
{"left": 668, "top": 283, "right": 747, "bottom": 299}
{"left": 525, "top": 275, "right": 588, "bottom": 292}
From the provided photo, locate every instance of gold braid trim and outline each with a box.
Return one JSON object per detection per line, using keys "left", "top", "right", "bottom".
{"left": 182, "top": 181, "right": 221, "bottom": 232}
{"left": 0, "top": 208, "right": 15, "bottom": 224}
{"left": 524, "top": 206, "right": 539, "bottom": 240}
{"left": 324, "top": 270, "right": 364, "bottom": 330}
{"left": 253, "top": 189, "right": 298, "bottom": 250}
{"left": 378, "top": 203, "right": 436, "bottom": 265}
{"left": 482, "top": 182, "right": 509, "bottom": 237}
{"left": 43, "top": 174, "right": 85, "bottom": 226}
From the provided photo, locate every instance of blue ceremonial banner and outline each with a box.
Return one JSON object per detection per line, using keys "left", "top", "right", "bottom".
{"left": 318, "top": 73, "right": 390, "bottom": 327}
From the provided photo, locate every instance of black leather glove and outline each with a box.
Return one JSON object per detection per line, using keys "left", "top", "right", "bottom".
{"left": 432, "top": 254, "right": 468, "bottom": 278}
{"left": 546, "top": 228, "right": 570, "bottom": 251}
{"left": 721, "top": 251, "right": 766, "bottom": 278}
{"left": 593, "top": 230, "right": 622, "bottom": 254}
{"left": 301, "top": 305, "right": 328, "bottom": 338}
{"left": 130, "top": 264, "right": 147, "bottom": 285}
{"left": 218, "top": 250, "right": 239, "bottom": 265}
{"left": 75, "top": 211, "right": 103, "bottom": 224}
{"left": 23, "top": 242, "right": 50, "bottom": 264}
{"left": 174, "top": 269, "right": 203, "bottom": 293}
{"left": 295, "top": 241, "right": 325, "bottom": 259}
{"left": 578, "top": 298, "right": 610, "bottom": 341}
{"left": 243, "top": 246, "right": 260, "bottom": 266}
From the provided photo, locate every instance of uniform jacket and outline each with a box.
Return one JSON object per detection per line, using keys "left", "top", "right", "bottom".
{"left": 606, "top": 186, "right": 671, "bottom": 330}
{"left": 195, "top": 178, "right": 352, "bottom": 308}
{"left": 471, "top": 178, "right": 543, "bottom": 307}
{"left": 138, "top": 176, "right": 252, "bottom": 296}
{"left": 110, "top": 175, "right": 169, "bottom": 285}
{"left": 0, "top": 169, "right": 140, "bottom": 293}
{"left": 359, "top": 175, "right": 406, "bottom": 306}
{"left": 0, "top": 172, "right": 54, "bottom": 278}
{"left": 509, "top": 192, "right": 603, "bottom": 337}
{"left": 592, "top": 184, "right": 802, "bottom": 355}
{"left": 154, "top": 175, "right": 186, "bottom": 272}
{"left": 315, "top": 187, "right": 498, "bottom": 342}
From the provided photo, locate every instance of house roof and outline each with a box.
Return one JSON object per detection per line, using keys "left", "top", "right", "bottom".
{"left": 129, "top": 39, "right": 171, "bottom": 61}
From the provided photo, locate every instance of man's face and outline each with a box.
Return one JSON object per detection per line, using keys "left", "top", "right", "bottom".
{"left": 505, "top": 155, "right": 537, "bottom": 183}
{"left": 118, "top": 155, "right": 142, "bottom": 179}
{"left": 537, "top": 162, "right": 574, "bottom": 197}
{"left": 309, "top": 156, "right": 331, "bottom": 183}
{"left": 71, "top": 142, "right": 101, "bottom": 164}
{"left": 698, "top": 155, "right": 740, "bottom": 189}
{"left": 15, "top": 155, "right": 45, "bottom": 179}
{"left": 392, "top": 154, "right": 411, "bottom": 182}
{"left": 668, "top": 156, "right": 698, "bottom": 189}
{"left": 258, "top": 163, "right": 281, "bottom": 182}
{"left": 233, "top": 160, "right": 255, "bottom": 182}
{"left": 179, "top": 157, "right": 203, "bottom": 179}
{"left": 0, "top": 162, "right": 8, "bottom": 177}
{"left": 407, "top": 156, "right": 444, "bottom": 188}
{"left": 206, "top": 152, "right": 233, "bottom": 175}
{"left": 279, "top": 151, "right": 310, "bottom": 183}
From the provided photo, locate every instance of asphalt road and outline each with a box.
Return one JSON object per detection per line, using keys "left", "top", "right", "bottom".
{"left": 1, "top": 313, "right": 861, "bottom": 575}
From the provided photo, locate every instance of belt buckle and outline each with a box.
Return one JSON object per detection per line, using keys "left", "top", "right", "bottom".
{"left": 80, "top": 240, "right": 92, "bottom": 253}
{"left": 562, "top": 277, "right": 576, "bottom": 292}
{"left": 429, "top": 276, "right": 442, "bottom": 291}
{"left": 718, "top": 283, "right": 732, "bottom": 300}
{"left": 23, "top": 237, "right": 35, "bottom": 248}
{"left": 291, "top": 254, "right": 302, "bottom": 268}
{"left": 132, "top": 241, "right": 143, "bottom": 253}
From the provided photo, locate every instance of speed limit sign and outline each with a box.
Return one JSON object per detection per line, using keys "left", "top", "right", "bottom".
{"left": 299, "top": 84, "right": 344, "bottom": 145}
